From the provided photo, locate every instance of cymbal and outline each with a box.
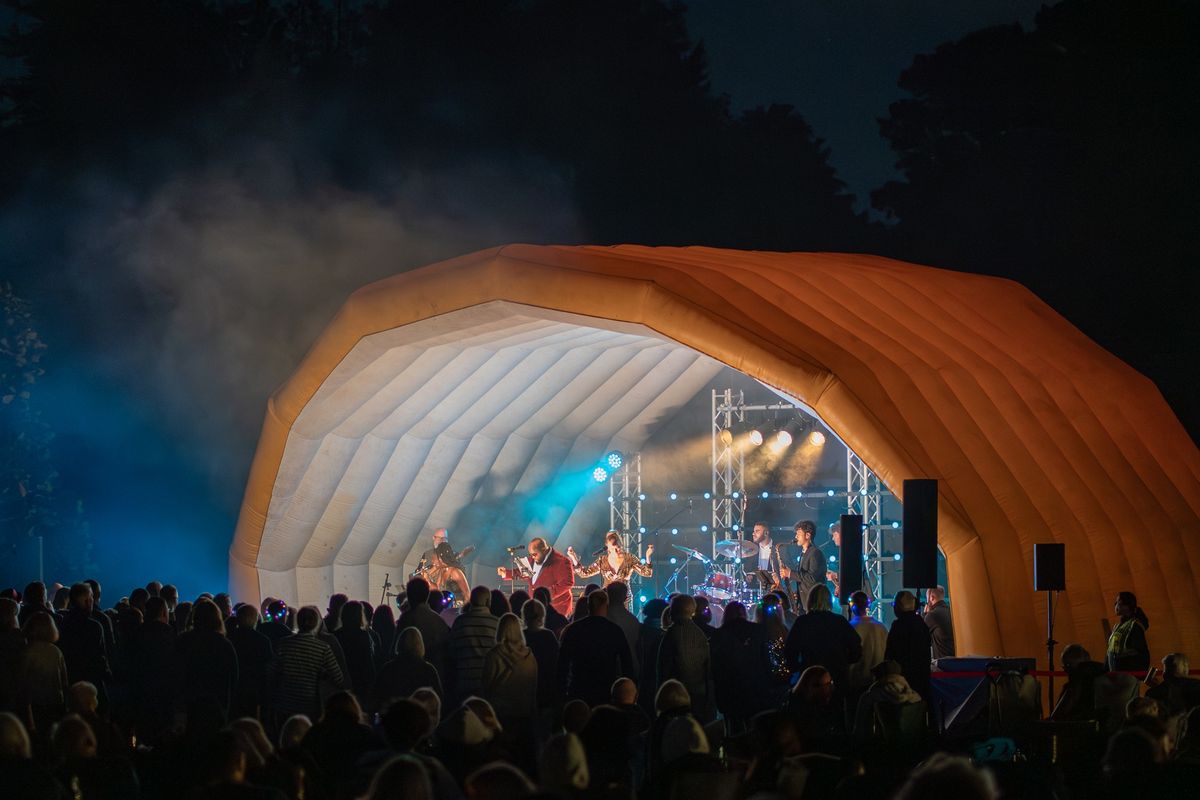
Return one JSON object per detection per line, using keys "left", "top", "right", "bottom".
{"left": 671, "top": 543, "right": 711, "bottom": 563}
{"left": 714, "top": 538, "right": 758, "bottom": 559}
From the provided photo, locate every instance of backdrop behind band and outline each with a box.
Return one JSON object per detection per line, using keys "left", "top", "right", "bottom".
{"left": 230, "top": 245, "right": 1200, "bottom": 661}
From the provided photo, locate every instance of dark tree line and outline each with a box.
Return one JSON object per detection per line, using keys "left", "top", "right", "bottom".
{"left": 1, "top": 0, "right": 1194, "bottom": 443}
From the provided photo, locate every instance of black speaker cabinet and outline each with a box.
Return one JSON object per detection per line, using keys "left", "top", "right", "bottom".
{"left": 1034, "top": 543, "right": 1066, "bottom": 591}
{"left": 838, "top": 514, "right": 864, "bottom": 604}
{"left": 902, "top": 478, "right": 939, "bottom": 588}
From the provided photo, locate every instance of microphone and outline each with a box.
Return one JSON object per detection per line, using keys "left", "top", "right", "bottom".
{"left": 505, "top": 544, "right": 526, "bottom": 553}
{"left": 590, "top": 547, "right": 606, "bottom": 558}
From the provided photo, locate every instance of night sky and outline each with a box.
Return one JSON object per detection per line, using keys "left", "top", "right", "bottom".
{"left": 0, "top": 0, "right": 1193, "bottom": 595}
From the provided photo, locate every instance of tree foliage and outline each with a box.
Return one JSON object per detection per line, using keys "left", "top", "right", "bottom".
{"left": 874, "top": 0, "right": 1199, "bottom": 437}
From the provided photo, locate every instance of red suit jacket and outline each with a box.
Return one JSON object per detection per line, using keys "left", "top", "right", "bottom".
{"left": 501, "top": 549, "right": 575, "bottom": 617}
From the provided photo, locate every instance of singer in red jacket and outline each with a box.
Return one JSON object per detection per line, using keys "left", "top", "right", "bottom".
{"left": 496, "top": 536, "right": 575, "bottom": 617}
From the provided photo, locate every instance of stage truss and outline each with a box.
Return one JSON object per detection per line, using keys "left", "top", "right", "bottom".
{"left": 711, "top": 388, "right": 889, "bottom": 619}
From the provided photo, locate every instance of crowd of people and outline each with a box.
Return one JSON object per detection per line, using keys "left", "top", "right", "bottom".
{"left": 0, "top": 570, "right": 1195, "bottom": 799}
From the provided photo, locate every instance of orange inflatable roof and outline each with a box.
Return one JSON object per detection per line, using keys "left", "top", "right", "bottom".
{"left": 231, "top": 245, "right": 1200, "bottom": 661}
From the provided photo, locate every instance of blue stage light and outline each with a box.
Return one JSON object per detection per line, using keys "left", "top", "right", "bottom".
{"left": 593, "top": 467, "right": 609, "bottom": 482}
{"left": 605, "top": 451, "right": 624, "bottom": 469}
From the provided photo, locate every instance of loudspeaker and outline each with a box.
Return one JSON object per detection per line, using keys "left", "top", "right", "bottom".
{"left": 1034, "top": 543, "right": 1066, "bottom": 591}
{"left": 902, "top": 478, "right": 939, "bottom": 588}
{"left": 838, "top": 514, "right": 864, "bottom": 605}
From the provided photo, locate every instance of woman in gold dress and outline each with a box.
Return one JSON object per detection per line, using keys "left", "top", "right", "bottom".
{"left": 567, "top": 531, "right": 654, "bottom": 585}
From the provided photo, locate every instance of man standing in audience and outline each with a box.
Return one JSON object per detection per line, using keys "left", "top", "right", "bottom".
{"left": 57, "top": 582, "right": 111, "bottom": 708}
{"left": 557, "top": 590, "right": 634, "bottom": 705}
{"left": 923, "top": 586, "right": 955, "bottom": 661}
{"left": 605, "top": 581, "right": 642, "bottom": 676}
{"left": 394, "top": 577, "right": 450, "bottom": 677}
{"left": 658, "top": 594, "right": 716, "bottom": 723}
{"left": 273, "top": 605, "right": 344, "bottom": 723}
{"left": 448, "top": 585, "right": 500, "bottom": 701}
{"left": 886, "top": 590, "right": 933, "bottom": 702}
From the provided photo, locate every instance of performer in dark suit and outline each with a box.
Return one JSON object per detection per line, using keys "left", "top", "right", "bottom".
{"left": 497, "top": 536, "right": 575, "bottom": 617}
{"left": 780, "top": 520, "right": 825, "bottom": 614}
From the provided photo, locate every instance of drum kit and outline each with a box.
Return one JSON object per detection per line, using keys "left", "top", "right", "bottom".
{"left": 670, "top": 537, "right": 765, "bottom": 605}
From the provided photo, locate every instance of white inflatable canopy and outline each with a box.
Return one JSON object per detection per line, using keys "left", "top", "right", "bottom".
{"left": 253, "top": 302, "right": 723, "bottom": 604}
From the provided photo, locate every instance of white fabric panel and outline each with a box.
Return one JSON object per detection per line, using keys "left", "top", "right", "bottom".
{"left": 259, "top": 305, "right": 727, "bottom": 603}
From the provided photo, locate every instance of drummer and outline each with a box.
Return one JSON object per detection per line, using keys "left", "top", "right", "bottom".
{"left": 750, "top": 521, "right": 775, "bottom": 572}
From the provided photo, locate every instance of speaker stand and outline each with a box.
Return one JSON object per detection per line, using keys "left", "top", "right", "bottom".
{"left": 1045, "top": 589, "right": 1058, "bottom": 712}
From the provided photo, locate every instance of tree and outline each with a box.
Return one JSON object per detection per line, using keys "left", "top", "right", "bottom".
{"left": 873, "top": 0, "right": 1200, "bottom": 438}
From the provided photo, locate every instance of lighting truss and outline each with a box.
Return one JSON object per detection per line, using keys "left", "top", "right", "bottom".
{"left": 847, "top": 450, "right": 886, "bottom": 620}
{"left": 608, "top": 451, "right": 643, "bottom": 559}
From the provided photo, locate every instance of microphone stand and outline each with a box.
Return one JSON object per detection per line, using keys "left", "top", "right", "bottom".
{"left": 379, "top": 573, "right": 394, "bottom": 607}
{"left": 663, "top": 551, "right": 700, "bottom": 596}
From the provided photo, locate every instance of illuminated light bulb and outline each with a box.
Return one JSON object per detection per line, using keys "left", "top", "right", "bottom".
{"left": 827, "top": 489, "right": 836, "bottom": 497}
{"left": 669, "top": 557, "right": 677, "bottom": 564}
{"left": 808, "top": 431, "right": 826, "bottom": 447}
{"left": 761, "top": 491, "right": 769, "bottom": 499}
{"left": 777, "top": 431, "right": 793, "bottom": 448}
{"left": 749, "top": 430, "right": 764, "bottom": 446}
{"left": 669, "top": 492, "right": 678, "bottom": 500}
{"left": 593, "top": 467, "right": 609, "bottom": 482}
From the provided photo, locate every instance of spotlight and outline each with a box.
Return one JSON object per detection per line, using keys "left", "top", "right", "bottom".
{"left": 735, "top": 557, "right": 743, "bottom": 565}
{"left": 639, "top": 595, "right": 647, "bottom": 603}
{"left": 892, "top": 521, "right": 901, "bottom": 529}
{"left": 749, "top": 430, "right": 764, "bottom": 446}
{"left": 593, "top": 467, "right": 609, "bottom": 483}
{"left": 700, "top": 524, "right": 708, "bottom": 532}
{"left": 607, "top": 496, "right": 614, "bottom": 503}
{"left": 704, "top": 491, "right": 712, "bottom": 500}
{"left": 718, "top": 428, "right": 734, "bottom": 447}
{"left": 893, "top": 553, "right": 902, "bottom": 561}
{"left": 671, "top": 528, "right": 678, "bottom": 535}
{"left": 808, "top": 431, "right": 826, "bottom": 447}
{"left": 605, "top": 451, "right": 624, "bottom": 469}
{"left": 669, "top": 492, "right": 678, "bottom": 500}
{"left": 795, "top": 490, "right": 803, "bottom": 498}
{"left": 775, "top": 430, "right": 793, "bottom": 448}
{"left": 827, "top": 489, "right": 835, "bottom": 497}
{"left": 639, "top": 526, "right": 647, "bottom": 533}
{"left": 732, "top": 491, "right": 740, "bottom": 499}
{"left": 638, "top": 493, "right": 646, "bottom": 501}
{"left": 732, "top": 523, "right": 740, "bottom": 531}
{"left": 670, "top": 557, "right": 677, "bottom": 564}
{"left": 860, "top": 488, "right": 868, "bottom": 495}
{"left": 761, "top": 491, "right": 769, "bottom": 499}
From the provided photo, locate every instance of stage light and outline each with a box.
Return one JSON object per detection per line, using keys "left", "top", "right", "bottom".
{"left": 718, "top": 428, "right": 734, "bottom": 447}
{"left": 761, "top": 491, "right": 769, "bottom": 499}
{"left": 735, "top": 557, "right": 743, "bottom": 565}
{"left": 638, "top": 493, "right": 646, "bottom": 501}
{"left": 639, "top": 595, "right": 647, "bottom": 603}
{"left": 669, "top": 557, "right": 677, "bottom": 564}
{"left": 671, "top": 528, "right": 678, "bottom": 535}
{"left": 808, "top": 431, "right": 826, "bottom": 447}
{"left": 605, "top": 451, "right": 624, "bottom": 469}
{"left": 795, "top": 491, "right": 803, "bottom": 498}
{"left": 827, "top": 489, "right": 835, "bottom": 497}
{"left": 607, "top": 496, "right": 614, "bottom": 503}
{"left": 894, "top": 553, "right": 902, "bottom": 561}
{"left": 892, "top": 521, "right": 901, "bottom": 529}
{"left": 749, "top": 430, "right": 764, "bottom": 446}
{"left": 775, "top": 430, "right": 793, "bottom": 448}
{"left": 700, "top": 524, "right": 708, "bottom": 532}
{"left": 860, "top": 488, "right": 868, "bottom": 495}
{"left": 704, "top": 491, "right": 712, "bottom": 500}
{"left": 732, "top": 523, "right": 740, "bottom": 531}
{"left": 732, "top": 491, "right": 740, "bottom": 499}
{"left": 669, "top": 492, "right": 678, "bottom": 500}
{"left": 639, "top": 526, "right": 647, "bottom": 533}
{"left": 593, "top": 467, "right": 609, "bottom": 482}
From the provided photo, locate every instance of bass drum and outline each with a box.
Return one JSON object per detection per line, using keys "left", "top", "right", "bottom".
{"left": 696, "top": 571, "right": 736, "bottom": 602}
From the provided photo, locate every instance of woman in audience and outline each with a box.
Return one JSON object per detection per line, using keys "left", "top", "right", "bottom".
{"left": 372, "top": 627, "right": 443, "bottom": 712}
{"left": 1109, "top": 592, "right": 1151, "bottom": 672}
{"left": 363, "top": 754, "right": 434, "bottom": 800}
{"left": 371, "top": 605, "right": 398, "bottom": 668}
{"left": 18, "top": 611, "right": 69, "bottom": 739}
{"left": 481, "top": 613, "right": 538, "bottom": 735}
{"left": 334, "top": 600, "right": 377, "bottom": 698}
